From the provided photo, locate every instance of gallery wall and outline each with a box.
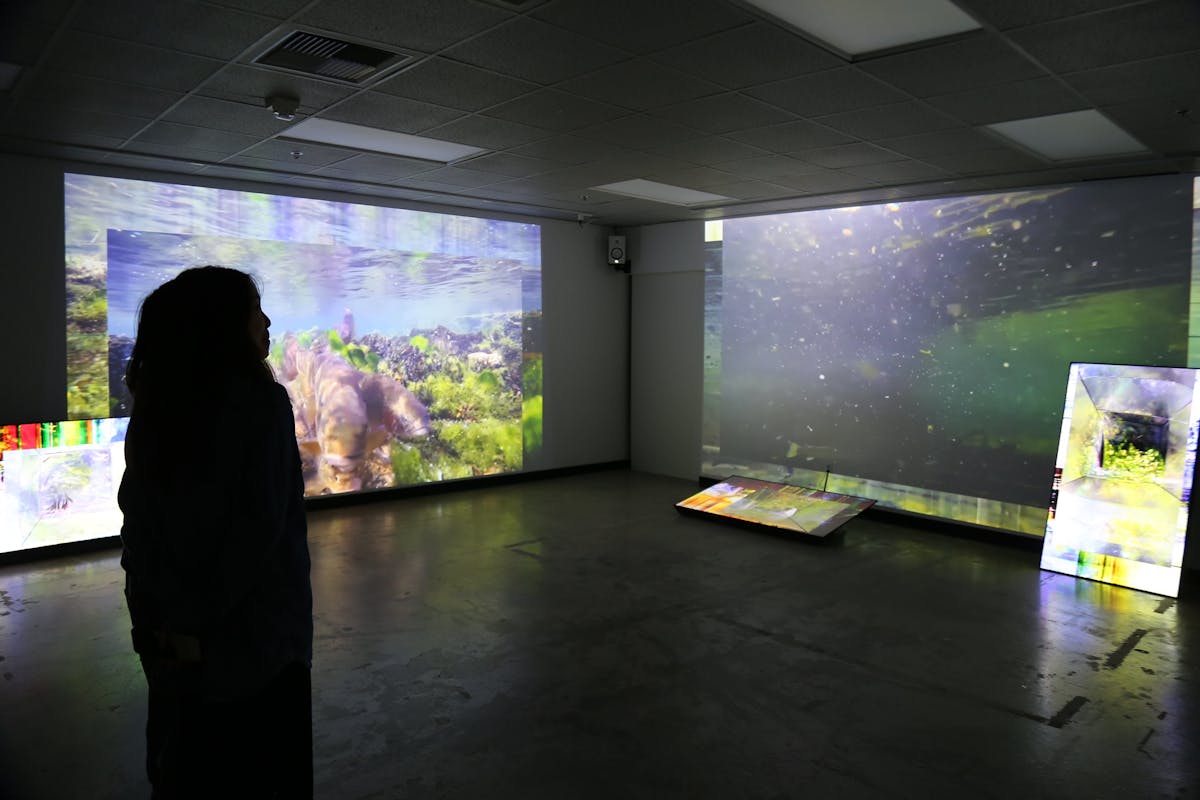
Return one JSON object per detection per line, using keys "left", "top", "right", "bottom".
{"left": 626, "top": 221, "right": 705, "bottom": 481}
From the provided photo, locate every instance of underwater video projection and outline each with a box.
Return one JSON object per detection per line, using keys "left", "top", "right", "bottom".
{"left": 676, "top": 476, "right": 874, "bottom": 537}
{"left": 703, "top": 174, "right": 1196, "bottom": 535}
{"left": 1041, "top": 363, "right": 1200, "bottom": 597}
{"left": 0, "top": 173, "right": 545, "bottom": 553}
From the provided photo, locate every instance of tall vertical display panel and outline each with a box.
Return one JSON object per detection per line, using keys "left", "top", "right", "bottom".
{"left": 1041, "top": 363, "right": 1200, "bottom": 596}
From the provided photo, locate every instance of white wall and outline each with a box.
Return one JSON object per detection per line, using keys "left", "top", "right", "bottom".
{"left": 540, "top": 220, "right": 630, "bottom": 468}
{"left": 0, "top": 152, "right": 629, "bottom": 473}
{"left": 626, "top": 220, "right": 705, "bottom": 480}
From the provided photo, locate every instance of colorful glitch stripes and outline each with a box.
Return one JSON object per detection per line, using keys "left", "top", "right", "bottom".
{"left": 0, "top": 418, "right": 127, "bottom": 464}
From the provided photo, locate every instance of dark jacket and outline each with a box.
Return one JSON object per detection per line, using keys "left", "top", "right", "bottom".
{"left": 119, "top": 376, "right": 311, "bottom": 701}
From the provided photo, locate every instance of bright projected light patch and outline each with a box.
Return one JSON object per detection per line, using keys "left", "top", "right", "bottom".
{"left": 1041, "top": 363, "right": 1200, "bottom": 597}
{"left": 59, "top": 172, "right": 543, "bottom": 531}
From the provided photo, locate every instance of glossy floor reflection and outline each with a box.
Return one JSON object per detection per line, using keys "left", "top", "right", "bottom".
{"left": 1, "top": 468, "right": 1198, "bottom": 799}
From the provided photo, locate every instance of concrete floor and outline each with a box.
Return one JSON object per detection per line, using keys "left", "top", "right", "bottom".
{"left": 1, "top": 468, "right": 1197, "bottom": 799}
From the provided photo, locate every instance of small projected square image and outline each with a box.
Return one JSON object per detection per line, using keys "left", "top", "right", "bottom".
{"left": 1041, "top": 363, "right": 1200, "bottom": 597}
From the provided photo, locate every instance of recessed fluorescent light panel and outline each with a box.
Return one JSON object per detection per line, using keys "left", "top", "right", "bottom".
{"left": 282, "top": 118, "right": 486, "bottom": 163}
{"left": 743, "top": 0, "right": 981, "bottom": 55}
{"left": 986, "top": 110, "right": 1149, "bottom": 161}
{"left": 592, "top": 179, "right": 732, "bottom": 206}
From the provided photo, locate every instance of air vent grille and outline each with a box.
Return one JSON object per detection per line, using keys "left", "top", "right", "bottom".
{"left": 254, "top": 31, "right": 410, "bottom": 85}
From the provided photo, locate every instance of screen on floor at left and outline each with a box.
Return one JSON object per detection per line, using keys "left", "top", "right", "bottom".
{"left": 0, "top": 173, "right": 544, "bottom": 554}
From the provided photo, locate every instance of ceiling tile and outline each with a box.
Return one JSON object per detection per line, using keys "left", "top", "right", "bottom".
{"left": 643, "top": 136, "right": 770, "bottom": 164}
{"left": 841, "top": 160, "right": 950, "bottom": 183}
{"left": 877, "top": 128, "right": 1001, "bottom": 158}
{"left": 1065, "top": 51, "right": 1200, "bottom": 107}
{"left": 422, "top": 115, "right": 554, "bottom": 150}
{"left": 1007, "top": 0, "right": 1200, "bottom": 73}
{"left": 222, "top": 154, "right": 327, "bottom": 175}
{"left": 444, "top": 17, "right": 627, "bottom": 84}
{"left": 0, "top": 128, "right": 127, "bottom": 152}
{"left": 783, "top": 171, "right": 881, "bottom": 194}
{"left": 649, "top": 93, "right": 794, "bottom": 134}
{"left": 104, "top": 151, "right": 208, "bottom": 173}
{"left": 924, "top": 77, "right": 1088, "bottom": 125}
{"left": 296, "top": 0, "right": 512, "bottom": 53}
{"left": 0, "top": 2, "right": 73, "bottom": 65}
{"left": 793, "top": 143, "right": 904, "bottom": 168}
{"left": 131, "top": 121, "right": 261, "bottom": 154}
{"left": 405, "top": 165, "right": 504, "bottom": 188}
{"left": 652, "top": 23, "right": 843, "bottom": 89}
{"left": 373, "top": 57, "right": 537, "bottom": 112}
{"left": 203, "top": 0, "right": 312, "bottom": 18}
{"left": 713, "top": 155, "right": 830, "bottom": 186}
{"left": 644, "top": 165, "right": 740, "bottom": 188}
{"left": 454, "top": 151, "right": 563, "bottom": 177}
{"left": 124, "top": 138, "right": 250, "bottom": 162}
{"left": 237, "top": 138, "right": 358, "bottom": 167}
{"left": 482, "top": 89, "right": 627, "bottom": 133}
{"left": 1101, "top": 93, "right": 1200, "bottom": 139}
{"left": 532, "top": 0, "right": 751, "bottom": 53}
{"left": 859, "top": 34, "right": 1046, "bottom": 98}
{"left": 69, "top": 0, "right": 281, "bottom": 60}
{"left": 0, "top": 103, "right": 149, "bottom": 143}
{"left": 556, "top": 59, "right": 722, "bottom": 111}
{"left": 918, "top": 147, "right": 1047, "bottom": 175}
{"left": 42, "top": 30, "right": 223, "bottom": 92}
{"left": 319, "top": 92, "right": 465, "bottom": 134}
{"left": 579, "top": 114, "right": 704, "bottom": 149}
{"left": 309, "top": 152, "right": 439, "bottom": 181}
{"left": 816, "top": 102, "right": 961, "bottom": 139}
{"left": 197, "top": 64, "right": 357, "bottom": 113}
{"left": 699, "top": 178, "right": 795, "bottom": 200}
{"left": 726, "top": 121, "right": 854, "bottom": 153}
{"left": 509, "top": 135, "right": 636, "bottom": 164}
{"left": 164, "top": 95, "right": 294, "bottom": 137}
{"left": 1120, "top": 124, "right": 1200, "bottom": 155}
{"left": 955, "top": 0, "right": 1146, "bottom": 30}
{"left": 744, "top": 68, "right": 906, "bottom": 117}
{"left": 18, "top": 69, "right": 182, "bottom": 120}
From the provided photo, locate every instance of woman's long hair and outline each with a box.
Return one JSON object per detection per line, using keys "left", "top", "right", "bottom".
{"left": 124, "top": 266, "right": 274, "bottom": 429}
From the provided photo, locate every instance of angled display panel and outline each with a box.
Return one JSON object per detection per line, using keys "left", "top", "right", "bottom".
{"left": 1041, "top": 363, "right": 1200, "bottom": 597}
{"left": 676, "top": 476, "right": 875, "bottom": 537}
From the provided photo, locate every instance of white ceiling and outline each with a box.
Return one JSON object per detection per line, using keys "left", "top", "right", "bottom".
{"left": 2, "top": 0, "right": 1198, "bottom": 225}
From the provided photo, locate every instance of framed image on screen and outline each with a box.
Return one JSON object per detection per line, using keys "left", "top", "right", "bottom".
{"left": 676, "top": 475, "right": 875, "bottom": 537}
{"left": 1041, "top": 363, "right": 1200, "bottom": 597}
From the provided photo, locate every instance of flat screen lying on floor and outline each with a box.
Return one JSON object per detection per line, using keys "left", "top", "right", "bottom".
{"left": 1040, "top": 363, "right": 1200, "bottom": 597}
{"left": 676, "top": 475, "right": 875, "bottom": 537}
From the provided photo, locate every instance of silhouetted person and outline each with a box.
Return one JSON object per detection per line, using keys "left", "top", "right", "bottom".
{"left": 119, "top": 266, "right": 312, "bottom": 798}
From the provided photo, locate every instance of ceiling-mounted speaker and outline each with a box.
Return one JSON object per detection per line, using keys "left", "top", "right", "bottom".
{"left": 607, "top": 235, "right": 627, "bottom": 265}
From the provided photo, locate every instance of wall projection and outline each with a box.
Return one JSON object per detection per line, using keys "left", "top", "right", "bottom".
{"left": 1, "top": 173, "right": 544, "bottom": 553}
{"left": 703, "top": 174, "right": 1195, "bottom": 535}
